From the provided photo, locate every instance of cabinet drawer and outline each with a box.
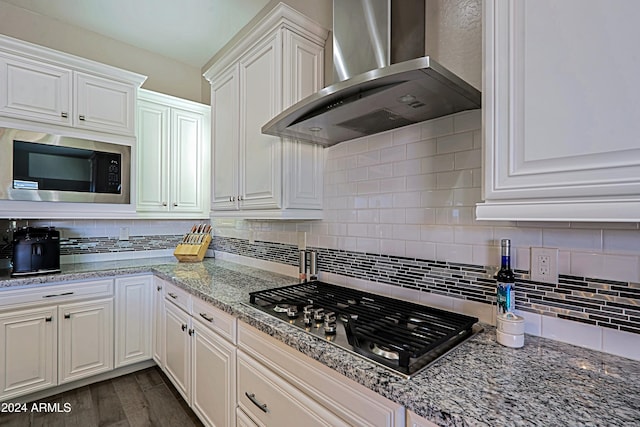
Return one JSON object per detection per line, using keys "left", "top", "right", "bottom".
{"left": 237, "top": 351, "right": 349, "bottom": 427}
{"left": 163, "top": 280, "right": 191, "bottom": 313}
{"left": 0, "top": 279, "right": 114, "bottom": 310}
{"left": 192, "top": 297, "right": 236, "bottom": 344}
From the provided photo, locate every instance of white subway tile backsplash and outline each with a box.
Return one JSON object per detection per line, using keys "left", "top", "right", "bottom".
{"left": 421, "top": 116, "right": 454, "bottom": 139}
{"left": 453, "top": 188, "right": 482, "bottom": 207}
{"left": 602, "top": 328, "right": 640, "bottom": 361}
{"left": 542, "top": 228, "right": 603, "bottom": 251}
{"left": 406, "top": 139, "right": 437, "bottom": 159}
{"left": 379, "top": 177, "right": 406, "bottom": 192}
{"left": 405, "top": 241, "right": 436, "bottom": 260}
{"left": 570, "top": 252, "right": 605, "bottom": 279}
{"left": 356, "top": 237, "right": 380, "bottom": 253}
{"left": 454, "top": 226, "right": 494, "bottom": 245}
{"left": 453, "top": 109, "right": 482, "bottom": 133}
{"left": 367, "top": 224, "right": 394, "bottom": 238}
{"left": 420, "top": 189, "right": 454, "bottom": 207}
{"left": 541, "top": 316, "right": 603, "bottom": 351}
{"left": 406, "top": 208, "right": 436, "bottom": 225}
{"left": 392, "top": 224, "right": 422, "bottom": 241}
{"left": 368, "top": 164, "right": 394, "bottom": 179}
{"left": 406, "top": 174, "right": 437, "bottom": 191}
{"left": 391, "top": 125, "right": 421, "bottom": 145}
{"left": 380, "top": 239, "right": 406, "bottom": 257}
{"left": 347, "top": 166, "right": 368, "bottom": 182}
{"left": 380, "top": 145, "right": 407, "bottom": 163}
{"left": 435, "top": 207, "right": 474, "bottom": 225}
{"left": 356, "top": 209, "right": 379, "bottom": 223}
{"left": 421, "top": 225, "right": 455, "bottom": 243}
{"left": 357, "top": 151, "right": 380, "bottom": 167}
{"left": 379, "top": 209, "right": 407, "bottom": 224}
{"left": 602, "top": 254, "right": 640, "bottom": 282}
{"left": 393, "top": 191, "right": 422, "bottom": 208}
{"left": 393, "top": 158, "right": 422, "bottom": 176}
{"left": 436, "top": 170, "right": 473, "bottom": 189}
{"left": 367, "top": 132, "right": 393, "bottom": 150}
{"left": 603, "top": 229, "right": 640, "bottom": 254}
{"left": 421, "top": 153, "right": 455, "bottom": 173}
{"left": 346, "top": 138, "right": 369, "bottom": 154}
{"left": 436, "top": 132, "right": 474, "bottom": 154}
{"left": 436, "top": 243, "right": 474, "bottom": 264}
{"left": 368, "top": 194, "right": 394, "bottom": 209}
{"left": 357, "top": 181, "right": 381, "bottom": 194}
{"left": 454, "top": 149, "right": 482, "bottom": 170}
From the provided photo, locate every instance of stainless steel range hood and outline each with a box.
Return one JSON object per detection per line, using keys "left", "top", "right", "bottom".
{"left": 262, "top": 0, "right": 481, "bottom": 147}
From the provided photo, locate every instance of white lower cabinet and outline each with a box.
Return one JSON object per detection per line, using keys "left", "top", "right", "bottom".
{"left": 406, "top": 410, "right": 440, "bottom": 427}
{"left": 58, "top": 298, "right": 114, "bottom": 384}
{"left": 163, "top": 299, "right": 192, "bottom": 402}
{"left": 236, "top": 408, "right": 259, "bottom": 427}
{"left": 237, "top": 321, "right": 405, "bottom": 427}
{"left": 237, "top": 350, "right": 349, "bottom": 427}
{"left": 115, "top": 276, "right": 152, "bottom": 368}
{"left": 192, "top": 318, "right": 236, "bottom": 427}
{"left": 160, "top": 279, "right": 237, "bottom": 427}
{"left": 0, "top": 306, "right": 57, "bottom": 400}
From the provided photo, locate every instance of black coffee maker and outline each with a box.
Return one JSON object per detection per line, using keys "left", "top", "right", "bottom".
{"left": 12, "top": 227, "right": 61, "bottom": 276}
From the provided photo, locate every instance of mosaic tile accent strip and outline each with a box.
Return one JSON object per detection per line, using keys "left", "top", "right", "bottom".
{"left": 59, "top": 235, "right": 187, "bottom": 255}
{"left": 212, "top": 236, "right": 640, "bottom": 335}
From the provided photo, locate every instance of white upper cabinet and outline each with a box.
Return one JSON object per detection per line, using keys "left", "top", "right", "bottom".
{"left": 478, "top": 0, "right": 640, "bottom": 221}
{"left": 0, "top": 35, "right": 146, "bottom": 139}
{"left": 136, "top": 89, "right": 211, "bottom": 218}
{"left": 0, "top": 54, "right": 72, "bottom": 126}
{"left": 205, "top": 3, "right": 328, "bottom": 219}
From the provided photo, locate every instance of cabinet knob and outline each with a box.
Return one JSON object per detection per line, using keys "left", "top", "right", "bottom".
{"left": 188, "top": 328, "right": 194, "bottom": 336}
{"left": 162, "top": 202, "right": 167, "bottom": 206}
{"left": 181, "top": 324, "right": 187, "bottom": 332}
{"left": 168, "top": 292, "right": 178, "bottom": 299}
{"left": 238, "top": 195, "right": 243, "bottom": 201}
{"left": 45, "top": 316, "right": 53, "bottom": 322}
{"left": 79, "top": 115, "right": 85, "bottom": 121}
{"left": 64, "top": 313, "right": 71, "bottom": 319}
{"left": 231, "top": 196, "right": 236, "bottom": 202}
{"left": 173, "top": 203, "right": 178, "bottom": 207}
{"left": 61, "top": 112, "right": 68, "bottom": 118}
{"left": 157, "top": 286, "right": 162, "bottom": 291}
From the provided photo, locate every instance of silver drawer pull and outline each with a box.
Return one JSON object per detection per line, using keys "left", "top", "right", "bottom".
{"left": 245, "top": 392, "right": 268, "bottom": 413}
{"left": 79, "top": 114, "right": 85, "bottom": 121}
{"left": 199, "top": 313, "right": 214, "bottom": 323}
{"left": 64, "top": 313, "right": 71, "bottom": 319}
{"left": 168, "top": 292, "right": 178, "bottom": 299}
{"left": 43, "top": 291, "right": 74, "bottom": 298}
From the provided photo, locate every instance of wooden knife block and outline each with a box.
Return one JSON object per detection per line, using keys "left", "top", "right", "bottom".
{"left": 174, "top": 234, "right": 211, "bottom": 262}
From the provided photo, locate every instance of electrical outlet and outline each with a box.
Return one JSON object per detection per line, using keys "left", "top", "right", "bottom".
{"left": 530, "top": 247, "right": 558, "bottom": 284}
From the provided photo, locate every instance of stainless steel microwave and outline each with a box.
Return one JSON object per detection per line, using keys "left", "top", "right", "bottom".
{"left": 0, "top": 127, "right": 130, "bottom": 204}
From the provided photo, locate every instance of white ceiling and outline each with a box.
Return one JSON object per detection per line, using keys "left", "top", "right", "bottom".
{"left": 2, "top": 0, "right": 272, "bottom": 68}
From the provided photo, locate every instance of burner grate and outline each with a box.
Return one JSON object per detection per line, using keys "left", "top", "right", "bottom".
{"left": 249, "top": 281, "right": 478, "bottom": 376}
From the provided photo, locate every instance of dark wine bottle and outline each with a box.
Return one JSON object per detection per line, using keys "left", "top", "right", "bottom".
{"left": 496, "top": 239, "right": 515, "bottom": 315}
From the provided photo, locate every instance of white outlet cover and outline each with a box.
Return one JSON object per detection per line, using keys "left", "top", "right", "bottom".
{"left": 530, "top": 247, "right": 559, "bottom": 284}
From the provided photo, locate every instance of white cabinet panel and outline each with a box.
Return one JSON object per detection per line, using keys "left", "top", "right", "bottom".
{"left": 152, "top": 277, "right": 165, "bottom": 366}
{"left": 75, "top": 72, "right": 134, "bottom": 135}
{"left": 205, "top": 4, "right": 328, "bottom": 219}
{"left": 478, "top": 0, "right": 640, "bottom": 221}
{"left": 163, "top": 299, "right": 191, "bottom": 403}
{"left": 192, "top": 320, "right": 236, "bottom": 427}
{"left": 115, "top": 276, "right": 152, "bottom": 368}
{"left": 58, "top": 298, "right": 114, "bottom": 384}
{"left": 136, "top": 89, "right": 210, "bottom": 218}
{"left": 239, "top": 32, "right": 282, "bottom": 210}
{"left": 0, "top": 54, "right": 72, "bottom": 125}
{"left": 0, "top": 306, "right": 57, "bottom": 400}
{"left": 211, "top": 65, "right": 239, "bottom": 211}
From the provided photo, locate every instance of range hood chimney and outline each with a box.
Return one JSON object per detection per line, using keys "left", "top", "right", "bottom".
{"left": 262, "top": 0, "right": 481, "bottom": 147}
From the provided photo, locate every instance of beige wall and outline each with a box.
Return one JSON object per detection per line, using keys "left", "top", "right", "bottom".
{"left": 0, "top": 1, "right": 204, "bottom": 103}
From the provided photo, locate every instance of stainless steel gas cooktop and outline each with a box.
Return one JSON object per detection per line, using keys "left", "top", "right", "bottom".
{"left": 248, "top": 281, "right": 481, "bottom": 378}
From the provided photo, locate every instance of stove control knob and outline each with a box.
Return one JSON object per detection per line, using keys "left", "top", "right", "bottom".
{"left": 324, "top": 320, "right": 337, "bottom": 335}
{"left": 286, "top": 306, "right": 298, "bottom": 318}
{"left": 324, "top": 312, "right": 335, "bottom": 322}
{"left": 303, "top": 313, "right": 313, "bottom": 327}
{"left": 303, "top": 305, "right": 314, "bottom": 315}
{"left": 313, "top": 308, "right": 325, "bottom": 321}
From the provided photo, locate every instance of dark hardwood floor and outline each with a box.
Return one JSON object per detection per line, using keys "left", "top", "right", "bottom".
{"left": 0, "top": 367, "right": 204, "bottom": 427}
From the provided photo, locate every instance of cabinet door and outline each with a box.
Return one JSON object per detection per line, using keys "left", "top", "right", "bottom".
{"left": 152, "top": 277, "right": 165, "bottom": 366}
{"left": 163, "top": 300, "right": 191, "bottom": 403}
{"left": 192, "top": 321, "right": 236, "bottom": 427}
{"left": 75, "top": 71, "right": 135, "bottom": 135}
{"left": 0, "top": 54, "right": 72, "bottom": 125}
{"left": 282, "top": 29, "right": 324, "bottom": 210}
{"left": 115, "top": 276, "right": 152, "bottom": 368}
{"left": 137, "top": 99, "right": 170, "bottom": 212}
{"left": 0, "top": 306, "right": 57, "bottom": 400}
{"left": 479, "top": 0, "right": 640, "bottom": 221}
{"left": 171, "top": 107, "right": 206, "bottom": 213}
{"left": 58, "top": 298, "right": 114, "bottom": 384}
{"left": 211, "top": 65, "right": 240, "bottom": 210}
{"left": 236, "top": 408, "right": 259, "bottom": 427}
{"left": 238, "top": 32, "right": 282, "bottom": 209}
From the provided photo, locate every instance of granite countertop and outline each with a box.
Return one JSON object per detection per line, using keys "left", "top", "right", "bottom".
{"left": 1, "top": 258, "right": 639, "bottom": 427}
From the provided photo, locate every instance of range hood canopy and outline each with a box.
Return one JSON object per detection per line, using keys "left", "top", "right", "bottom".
{"left": 262, "top": 0, "right": 481, "bottom": 147}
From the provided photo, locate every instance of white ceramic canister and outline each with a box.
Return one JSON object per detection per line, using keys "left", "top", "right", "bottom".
{"left": 496, "top": 312, "right": 525, "bottom": 348}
